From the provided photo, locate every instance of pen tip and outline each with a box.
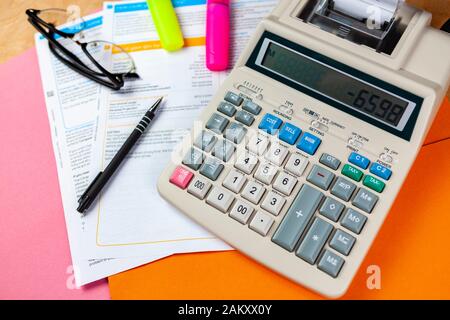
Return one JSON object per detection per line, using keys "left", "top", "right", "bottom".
{"left": 149, "top": 97, "right": 164, "bottom": 113}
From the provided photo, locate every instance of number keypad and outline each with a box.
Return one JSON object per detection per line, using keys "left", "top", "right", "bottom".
{"left": 168, "top": 92, "right": 393, "bottom": 281}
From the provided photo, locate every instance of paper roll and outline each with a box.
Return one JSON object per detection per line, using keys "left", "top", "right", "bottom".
{"left": 333, "top": 0, "right": 401, "bottom": 25}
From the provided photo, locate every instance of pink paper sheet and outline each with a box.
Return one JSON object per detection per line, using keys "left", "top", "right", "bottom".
{"left": 0, "top": 49, "right": 109, "bottom": 299}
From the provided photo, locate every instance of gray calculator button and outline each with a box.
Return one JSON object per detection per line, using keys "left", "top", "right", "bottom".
{"left": 206, "top": 187, "right": 234, "bottom": 213}
{"left": 296, "top": 218, "right": 333, "bottom": 264}
{"left": 341, "top": 208, "right": 367, "bottom": 234}
{"left": 307, "top": 165, "right": 335, "bottom": 190}
{"left": 224, "top": 91, "right": 243, "bottom": 106}
{"left": 352, "top": 188, "right": 379, "bottom": 213}
{"left": 206, "top": 113, "right": 229, "bottom": 134}
{"left": 249, "top": 211, "right": 274, "bottom": 236}
{"left": 235, "top": 110, "right": 255, "bottom": 126}
{"left": 320, "top": 153, "right": 341, "bottom": 170}
{"left": 261, "top": 191, "right": 286, "bottom": 216}
{"left": 229, "top": 200, "right": 254, "bottom": 224}
{"left": 242, "top": 100, "right": 262, "bottom": 115}
{"left": 319, "top": 197, "right": 345, "bottom": 222}
{"left": 272, "top": 184, "right": 323, "bottom": 252}
{"left": 194, "top": 130, "right": 217, "bottom": 152}
{"left": 212, "top": 139, "right": 235, "bottom": 162}
{"left": 224, "top": 122, "right": 247, "bottom": 144}
{"left": 187, "top": 176, "right": 212, "bottom": 200}
{"left": 200, "top": 157, "right": 224, "bottom": 181}
{"left": 217, "top": 101, "right": 236, "bottom": 117}
{"left": 182, "top": 147, "right": 204, "bottom": 171}
{"left": 241, "top": 180, "right": 266, "bottom": 205}
{"left": 330, "top": 229, "right": 356, "bottom": 256}
{"left": 234, "top": 152, "right": 258, "bottom": 174}
{"left": 223, "top": 169, "right": 246, "bottom": 194}
{"left": 331, "top": 177, "right": 356, "bottom": 202}
{"left": 318, "top": 250, "right": 345, "bottom": 278}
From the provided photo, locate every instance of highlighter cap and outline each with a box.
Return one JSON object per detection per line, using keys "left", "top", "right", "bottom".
{"left": 208, "top": 0, "right": 230, "bottom": 5}
{"left": 147, "top": 0, "right": 185, "bottom": 52}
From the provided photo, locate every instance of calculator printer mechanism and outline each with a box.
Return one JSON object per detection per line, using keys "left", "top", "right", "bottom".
{"left": 158, "top": 0, "right": 450, "bottom": 297}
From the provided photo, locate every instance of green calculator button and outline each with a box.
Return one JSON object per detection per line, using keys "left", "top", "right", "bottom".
{"left": 341, "top": 164, "right": 363, "bottom": 182}
{"left": 363, "top": 175, "right": 385, "bottom": 193}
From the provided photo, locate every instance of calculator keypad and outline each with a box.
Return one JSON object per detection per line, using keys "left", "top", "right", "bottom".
{"left": 170, "top": 91, "right": 394, "bottom": 279}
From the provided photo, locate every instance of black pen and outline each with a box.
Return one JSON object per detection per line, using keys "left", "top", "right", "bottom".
{"left": 77, "top": 97, "right": 164, "bottom": 214}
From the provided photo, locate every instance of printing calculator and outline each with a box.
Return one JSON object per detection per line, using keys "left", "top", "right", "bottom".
{"left": 158, "top": 0, "right": 450, "bottom": 297}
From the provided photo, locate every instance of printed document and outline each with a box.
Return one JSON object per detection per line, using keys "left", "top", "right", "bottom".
{"left": 84, "top": 0, "right": 277, "bottom": 258}
{"left": 35, "top": 12, "right": 169, "bottom": 285}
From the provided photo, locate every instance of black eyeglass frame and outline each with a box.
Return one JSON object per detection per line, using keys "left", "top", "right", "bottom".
{"left": 26, "top": 8, "right": 139, "bottom": 90}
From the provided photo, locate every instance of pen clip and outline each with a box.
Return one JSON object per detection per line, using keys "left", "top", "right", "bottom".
{"left": 78, "top": 172, "right": 103, "bottom": 203}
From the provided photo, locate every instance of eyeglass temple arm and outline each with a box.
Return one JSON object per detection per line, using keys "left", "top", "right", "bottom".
{"left": 48, "top": 42, "right": 124, "bottom": 90}
{"left": 28, "top": 17, "right": 87, "bottom": 68}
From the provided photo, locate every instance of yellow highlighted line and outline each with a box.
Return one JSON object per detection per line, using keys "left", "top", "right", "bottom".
{"left": 114, "top": 37, "right": 206, "bottom": 54}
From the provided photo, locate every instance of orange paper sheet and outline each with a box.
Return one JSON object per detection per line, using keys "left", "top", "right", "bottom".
{"left": 109, "top": 98, "right": 450, "bottom": 300}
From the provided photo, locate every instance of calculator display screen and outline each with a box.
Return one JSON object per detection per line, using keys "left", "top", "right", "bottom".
{"left": 247, "top": 32, "right": 423, "bottom": 141}
{"left": 261, "top": 43, "right": 410, "bottom": 127}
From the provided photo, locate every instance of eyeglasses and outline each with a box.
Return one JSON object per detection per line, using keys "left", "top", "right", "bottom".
{"left": 26, "top": 8, "right": 139, "bottom": 90}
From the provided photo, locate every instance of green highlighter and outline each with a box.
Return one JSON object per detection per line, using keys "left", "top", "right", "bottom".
{"left": 147, "top": 0, "right": 185, "bottom": 52}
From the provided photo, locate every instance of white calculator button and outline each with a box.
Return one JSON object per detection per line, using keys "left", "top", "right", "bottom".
{"left": 273, "top": 172, "right": 298, "bottom": 196}
{"left": 229, "top": 200, "right": 254, "bottom": 224}
{"left": 223, "top": 169, "right": 247, "bottom": 194}
{"left": 254, "top": 162, "right": 278, "bottom": 185}
{"left": 261, "top": 191, "right": 286, "bottom": 216}
{"left": 206, "top": 187, "right": 234, "bottom": 213}
{"left": 265, "top": 143, "right": 288, "bottom": 166}
{"left": 285, "top": 153, "right": 309, "bottom": 177}
{"left": 187, "top": 176, "right": 212, "bottom": 200}
{"left": 249, "top": 211, "right": 274, "bottom": 236}
{"left": 242, "top": 181, "right": 266, "bottom": 205}
{"left": 247, "top": 134, "right": 269, "bottom": 156}
{"left": 234, "top": 152, "right": 259, "bottom": 174}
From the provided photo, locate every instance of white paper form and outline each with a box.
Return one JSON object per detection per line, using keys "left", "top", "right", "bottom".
{"left": 84, "top": 0, "right": 277, "bottom": 259}
{"left": 34, "top": 12, "right": 168, "bottom": 286}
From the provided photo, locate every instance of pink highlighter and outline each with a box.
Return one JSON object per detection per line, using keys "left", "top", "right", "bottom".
{"left": 206, "top": 0, "right": 230, "bottom": 71}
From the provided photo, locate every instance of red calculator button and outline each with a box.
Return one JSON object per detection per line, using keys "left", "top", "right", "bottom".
{"left": 170, "top": 166, "right": 194, "bottom": 189}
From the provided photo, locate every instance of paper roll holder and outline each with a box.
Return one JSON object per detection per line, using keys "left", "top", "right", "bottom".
{"left": 298, "top": 0, "right": 420, "bottom": 55}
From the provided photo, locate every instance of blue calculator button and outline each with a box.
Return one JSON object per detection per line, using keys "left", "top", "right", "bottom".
{"left": 370, "top": 163, "right": 392, "bottom": 180}
{"left": 279, "top": 123, "right": 302, "bottom": 145}
{"left": 297, "top": 132, "right": 321, "bottom": 155}
{"left": 258, "top": 113, "right": 282, "bottom": 135}
{"left": 348, "top": 152, "right": 370, "bottom": 169}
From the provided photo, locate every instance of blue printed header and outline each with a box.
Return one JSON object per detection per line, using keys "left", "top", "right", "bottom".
{"left": 39, "top": 16, "right": 103, "bottom": 40}
{"left": 112, "top": 0, "right": 206, "bottom": 13}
